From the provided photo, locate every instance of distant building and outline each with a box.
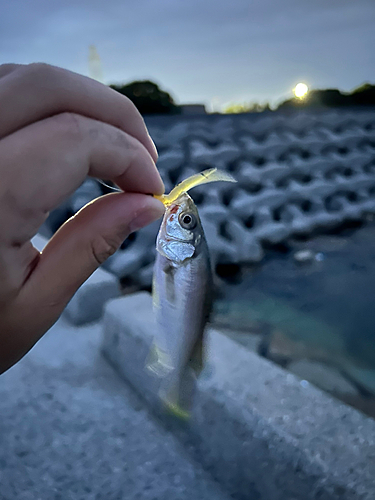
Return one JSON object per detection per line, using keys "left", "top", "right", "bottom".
{"left": 180, "top": 104, "right": 207, "bottom": 115}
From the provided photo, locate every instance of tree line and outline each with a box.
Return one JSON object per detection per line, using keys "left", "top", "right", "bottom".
{"left": 278, "top": 83, "right": 375, "bottom": 111}
{"left": 110, "top": 80, "right": 375, "bottom": 115}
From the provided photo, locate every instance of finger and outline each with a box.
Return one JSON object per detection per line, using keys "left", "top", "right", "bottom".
{"left": 0, "top": 112, "right": 164, "bottom": 244}
{"left": 0, "top": 63, "right": 23, "bottom": 79}
{"left": 0, "top": 193, "right": 164, "bottom": 372}
{"left": 0, "top": 63, "right": 158, "bottom": 162}
{"left": 0, "top": 240, "right": 40, "bottom": 306}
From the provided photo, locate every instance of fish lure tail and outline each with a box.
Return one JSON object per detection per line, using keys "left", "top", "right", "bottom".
{"left": 155, "top": 168, "right": 236, "bottom": 206}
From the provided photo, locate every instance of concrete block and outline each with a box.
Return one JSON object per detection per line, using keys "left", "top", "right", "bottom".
{"left": 102, "top": 292, "right": 375, "bottom": 500}
{"left": 31, "top": 233, "right": 49, "bottom": 251}
{"left": 70, "top": 178, "right": 102, "bottom": 212}
{"left": 43, "top": 109, "right": 375, "bottom": 281}
{"left": 199, "top": 204, "right": 229, "bottom": 224}
{"left": 289, "top": 360, "right": 358, "bottom": 397}
{"left": 190, "top": 139, "right": 241, "bottom": 165}
{"left": 157, "top": 147, "right": 185, "bottom": 171}
{"left": 104, "top": 247, "right": 145, "bottom": 277}
{"left": 137, "top": 262, "right": 155, "bottom": 289}
{"left": 202, "top": 219, "right": 238, "bottom": 264}
{"left": 64, "top": 267, "right": 120, "bottom": 325}
{"left": 166, "top": 122, "right": 190, "bottom": 143}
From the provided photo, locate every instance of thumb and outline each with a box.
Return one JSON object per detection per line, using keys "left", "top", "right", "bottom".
{"left": 18, "top": 192, "right": 164, "bottom": 331}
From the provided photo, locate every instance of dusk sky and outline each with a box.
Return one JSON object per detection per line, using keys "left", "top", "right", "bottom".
{"left": 1, "top": 0, "right": 374, "bottom": 110}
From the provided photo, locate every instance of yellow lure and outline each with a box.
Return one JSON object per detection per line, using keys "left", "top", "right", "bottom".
{"left": 154, "top": 168, "right": 237, "bottom": 206}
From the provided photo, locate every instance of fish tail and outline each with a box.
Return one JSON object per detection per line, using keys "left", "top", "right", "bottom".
{"left": 161, "top": 396, "right": 191, "bottom": 420}
{"left": 159, "top": 384, "right": 191, "bottom": 420}
{"left": 159, "top": 366, "right": 197, "bottom": 420}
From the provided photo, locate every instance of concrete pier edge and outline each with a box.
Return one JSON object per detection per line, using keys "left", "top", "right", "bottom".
{"left": 102, "top": 292, "right": 375, "bottom": 500}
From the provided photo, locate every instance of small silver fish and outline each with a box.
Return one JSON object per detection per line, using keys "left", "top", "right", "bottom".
{"left": 148, "top": 192, "right": 212, "bottom": 418}
{"left": 148, "top": 168, "right": 236, "bottom": 419}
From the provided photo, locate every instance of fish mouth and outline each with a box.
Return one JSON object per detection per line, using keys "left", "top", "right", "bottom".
{"left": 164, "top": 235, "right": 191, "bottom": 243}
{"left": 163, "top": 233, "right": 201, "bottom": 246}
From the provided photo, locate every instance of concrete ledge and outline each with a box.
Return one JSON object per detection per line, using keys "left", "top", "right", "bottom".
{"left": 64, "top": 267, "right": 120, "bottom": 325}
{"left": 102, "top": 293, "right": 375, "bottom": 500}
{"left": 102, "top": 293, "right": 159, "bottom": 402}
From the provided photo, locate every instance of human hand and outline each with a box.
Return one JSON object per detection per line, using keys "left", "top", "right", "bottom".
{"left": 0, "top": 63, "right": 165, "bottom": 373}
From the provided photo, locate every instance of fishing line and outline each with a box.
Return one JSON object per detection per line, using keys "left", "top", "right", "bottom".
{"left": 96, "top": 179, "right": 122, "bottom": 192}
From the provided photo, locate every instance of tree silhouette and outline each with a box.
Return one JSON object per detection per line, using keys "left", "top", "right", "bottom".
{"left": 278, "top": 84, "right": 375, "bottom": 110}
{"left": 110, "top": 80, "right": 180, "bottom": 115}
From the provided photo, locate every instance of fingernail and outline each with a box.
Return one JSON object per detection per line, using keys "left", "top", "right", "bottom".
{"left": 148, "top": 133, "right": 158, "bottom": 162}
{"left": 155, "top": 177, "right": 165, "bottom": 196}
{"left": 129, "top": 201, "right": 165, "bottom": 233}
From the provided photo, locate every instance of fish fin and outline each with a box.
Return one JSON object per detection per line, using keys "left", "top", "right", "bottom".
{"left": 145, "top": 343, "right": 174, "bottom": 377}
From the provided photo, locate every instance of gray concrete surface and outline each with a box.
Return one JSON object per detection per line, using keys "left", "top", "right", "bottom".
{"left": 102, "top": 292, "right": 375, "bottom": 500}
{"left": 63, "top": 267, "right": 121, "bottom": 325}
{"left": 0, "top": 317, "right": 230, "bottom": 500}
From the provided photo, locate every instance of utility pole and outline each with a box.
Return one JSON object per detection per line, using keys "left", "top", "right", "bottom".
{"left": 88, "top": 45, "right": 103, "bottom": 83}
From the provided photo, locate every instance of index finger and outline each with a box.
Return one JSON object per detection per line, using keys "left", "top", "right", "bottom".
{"left": 0, "top": 63, "right": 22, "bottom": 79}
{"left": 0, "top": 63, "right": 158, "bottom": 162}
{"left": 0, "top": 112, "right": 164, "bottom": 244}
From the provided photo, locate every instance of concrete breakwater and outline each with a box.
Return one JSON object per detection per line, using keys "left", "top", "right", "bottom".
{"left": 41, "top": 108, "right": 375, "bottom": 287}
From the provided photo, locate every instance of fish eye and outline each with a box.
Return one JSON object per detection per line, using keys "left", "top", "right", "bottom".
{"left": 179, "top": 212, "right": 197, "bottom": 230}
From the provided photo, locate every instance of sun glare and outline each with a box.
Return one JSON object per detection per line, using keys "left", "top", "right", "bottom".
{"left": 294, "top": 83, "right": 309, "bottom": 99}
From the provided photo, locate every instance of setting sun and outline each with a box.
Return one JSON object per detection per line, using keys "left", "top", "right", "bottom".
{"left": 294, "top": 82, "right": 309, "bottom": 98}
